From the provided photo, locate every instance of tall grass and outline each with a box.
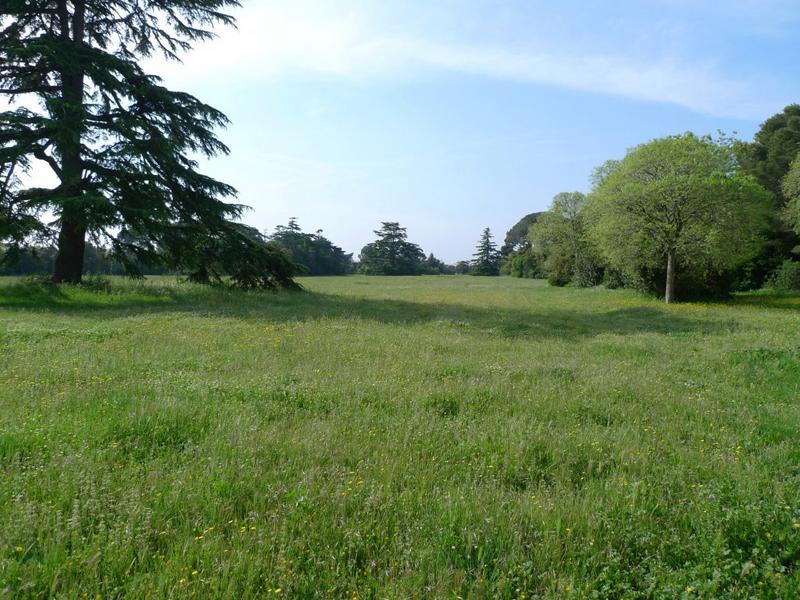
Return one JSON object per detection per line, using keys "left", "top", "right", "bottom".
{"left": 1, "top": 275, "right": 799, "bottom": 598}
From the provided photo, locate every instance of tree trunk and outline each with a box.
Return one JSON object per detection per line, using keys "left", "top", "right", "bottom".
{"left": 52, "top": 218, "right": 87, "bottom": 283}
{"left": 52, "top": 0, "right": 86, "bottom": 283}
{"left": 665, "top": 250, "right": 676, "bottom": 304}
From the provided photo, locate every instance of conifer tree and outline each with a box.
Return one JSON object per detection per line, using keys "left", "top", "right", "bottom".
{"left": 0, "top": 0, "right": 296, "bottom": 287}
{"left": 470, "top": 227, "right": 501, "bottom": 276}
{"left": 358, "top": 222, "right": 425, "bottom": 275}
{"left": 269, "top": 218, "right": 353, "bottom": 275}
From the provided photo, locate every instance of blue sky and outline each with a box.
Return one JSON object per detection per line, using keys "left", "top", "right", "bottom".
{"left": 151, "top": 0, "right": 800, "bottom": 262}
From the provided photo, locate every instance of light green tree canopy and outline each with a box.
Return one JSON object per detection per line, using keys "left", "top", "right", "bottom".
{"left": 530, "top": 192, "right": 586, "bottom": 256}
{"left": 585, "top": 133, "right": 773, "bottom": 302}
{"left": 529, "top": 191, "right": 599, "bottom": 287}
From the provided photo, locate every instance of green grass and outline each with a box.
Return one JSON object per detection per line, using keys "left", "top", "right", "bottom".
{"left": 1, "top": 275, "right": 800, "bottom": 599}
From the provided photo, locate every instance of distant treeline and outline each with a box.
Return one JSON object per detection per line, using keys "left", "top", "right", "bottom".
{"left": 356, "top": 221, "right": 500, "bottom": 276}
{"left": 0, "top": 218, "right": 355, "bottom": 278}
{"left": 0, "top": 219, "right": 478, "bottom": 279}
{"left": 358, "top": 222, "right": 455, "bottom": 275}
{"left": 7, "top": 100, "right": 800, "bottom": 300}
{"left": 0, "top": 245, "right": 169, "bottom": 277}
{"left": 268, "top": 218, "right": 355, "bottom": 276}
{"left": 268, "top": 219, "right": 473, "bottom": 276}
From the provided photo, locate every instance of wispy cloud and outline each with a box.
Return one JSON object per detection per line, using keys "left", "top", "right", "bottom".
{"left": 148, "top": 2, "right": 780, "bottom": 119}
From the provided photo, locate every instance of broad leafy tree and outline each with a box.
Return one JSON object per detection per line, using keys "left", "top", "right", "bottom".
{"left": 529, "top": 192, "right": 599, "bottom": 287}
{"left": 590, "top": 159, "right": 622, "bottom": 190}
{"left": 0, "top": 0, "right": 296, "bottom": 287}
{"left": 500, "top": 212, "right": 542, "bottom": 256}
{"left": 470, "top": 227, "right": 501, "bottom": 276}
{"left": 733, "top": 106, "right": 800, "bottom": 287}
{"left": 500, "top": 211, "right": 544, "bottom": 278}
{"left": 358, "top": 222, "right": 425, "bottom": 275}
{"left": 506, "top": 248, "right": 543, "bottom": 279}
{"left": 737, "top": 105, "right": 800, "bottom": 203}
{"left": 586, "top": 133, "right": 773, "bottom": 303}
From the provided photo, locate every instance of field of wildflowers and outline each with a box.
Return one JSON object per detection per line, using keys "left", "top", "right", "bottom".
{"left": 1, "top": 275, "right": 799, "bottom": 598}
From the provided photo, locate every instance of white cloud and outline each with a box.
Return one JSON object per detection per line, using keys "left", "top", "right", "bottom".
{"left": 146, "top": 1, "right": 774, "bottom": 119}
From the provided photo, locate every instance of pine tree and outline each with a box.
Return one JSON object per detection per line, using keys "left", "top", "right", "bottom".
{"left": 358, "top": 222, "right": 425, "bottom": 275}
{"left": 470, "top": 227, "right": 501, "bottom": 276}
{"left": 1, "top": 0, "right": 296, "bottom": 287}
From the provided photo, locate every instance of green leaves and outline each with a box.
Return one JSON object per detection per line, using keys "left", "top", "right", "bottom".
{"left": 359, "top": 222, "right": 426, "bottom": 276}
{"left": 269, "top": 219, "right": 354, "bottom": 276}
{"left": 470, "top": 227, "right": 501, "bottom": 276}
{"left": 586, "top": 133, "right": 773, "bottom": 300}
{"left": 738, "top": 104, "right": 800, "bottom": 202}
{"left": 529, "top": 192, "right": 600, "bottom": 287}
{"left": 782, "top": 155, "right": 800, "bottom": 235}
{"left": 1, "top": 1, "right": 295, "bottom": 287}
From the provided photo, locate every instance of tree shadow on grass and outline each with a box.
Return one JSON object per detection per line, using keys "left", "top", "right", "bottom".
{"left": 726, "top": 292, "right": 800, "bottom": 311}
{"left": 0, "top": 278, "right": 187, "bottom": 310}
{"left": 0, "top": 278, "right": 738, "bottom": 340}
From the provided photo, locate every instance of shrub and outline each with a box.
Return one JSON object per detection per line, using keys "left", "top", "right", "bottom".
{"left": 573, "top": 256, "right": 603, "bottom": 288}
{"left": 507, "top": 249, "right": 543, "bottom": 279}
{"left": 547, "top": 271, "right": 570, "bottom": 287}
{"left": 769, "top": 260, "right": 800, "bottom": 291}
{"left": 603, "top": 268, "right": 628, "bottom": 290}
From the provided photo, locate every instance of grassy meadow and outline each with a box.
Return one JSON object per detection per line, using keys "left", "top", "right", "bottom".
{"left": 1, "top": 275, "right": 800, "bottom": 599}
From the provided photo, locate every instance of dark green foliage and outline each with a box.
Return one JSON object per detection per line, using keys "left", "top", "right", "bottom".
{"left": 783, "top": 155, "right": 800, "bottom": 237}
{"left": 506, "top": 248, "right": 543, "bottom": 279}
{"left": 0, "top": 244, "right": 167, "bottom": 276}
{"left": 358, "top": 222, "right": 425, "bottom": 275}
{"left": 602, "top": 267, "right": 628, "bottom": 289}
{"left": 174, "top": 224, "right": 299, "bottom": 290}
{"left": 737, "top": 105, "right": 800, "bottom": 204}
{"left": 500, "top": 212, "right": 544, "bottom": 278}
{"left": 546, "top": 271, "right": 569, "bottom": 287}
{"left": 731, "top": 108, "right": 800, "bottom": 289}
{"left": 769, "top": 260, "right": 800, "bottom": 291}
{"left": 500, "top": 212, "right": 542, "bottom": 256}
{"left": 631, "top": 261, "right": 740, "bottom": 300}
{"left": 573, "top": 255, "right": 603, "bottom": 288}
{"left": 454, "top": 260, "right": 471, "bottom": 274}
{"left": 0, "top": 244, "right": 58, "bottom": 276}
{"left": 0, "top": 161, "right": 47, "bottom": 257}
{"left": 0, "top": 0, "right": 294, "bottom": 288}
{"left": 470, "top": 227, "right": 501, "bottom": 276}
{"left": 269, "top": 218, "right": 354, "bottom": 275}
{"left": 731, "top": 227, "right": 798, "bottom": 292}
{"left": 422, "top": 253, "right": 455, "bottom": 275}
